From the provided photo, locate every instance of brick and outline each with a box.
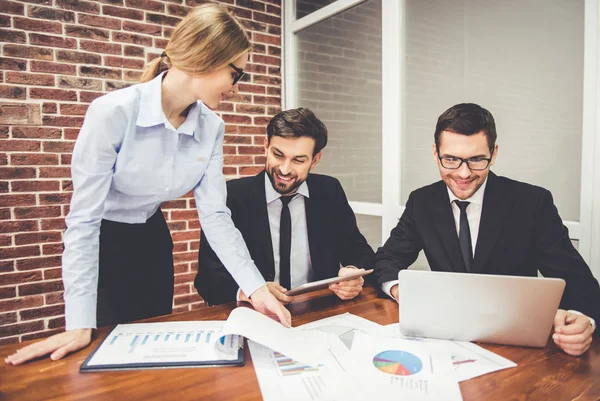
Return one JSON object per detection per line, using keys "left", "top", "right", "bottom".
{"left": 236, "top": 104, "right": 266, "bottom": 114}
{"left": 48, "top": 316, "right": 66, "bottom": 329}
{"left": 125, "top": 0, "right": 164, "bottom": 12}
{"left": 0, "top": 139, "right": 41, "bottom": 151}
{"left": 245, "top": 63, "right": 267, "bottom": 74}
{"left": 15, "top": 232, "right": 61, "bottom": 246}
{"left": 28, "top": 6, "right": 75, "bottom": 22}
{"left": 18, "top": 280, "right": 63, "bottom": 296}
{"left": 124, "top": 45, "right": 145, "bottom": 58}
{"left": 10, "top": 153, "right": 59, "bottom": 165}
{"left": 13, "top": 127, "right": 61, "bottom": 139}
{"left": 230, "top": 7, "right": 251, "bottom": 19}
{"left": 146, "top": 13, "right": 181, "bottom": 27}
{"left": 266, "top": 86, "right": 280, "bottom": 96}
{"left": 80, "top": 91, "right": 104, "bottom": 103}
{"left": 11, "top": 180, "right": 60, "bottom": 192}
{"left": 0, "top": 287, "right": 17, "bottom": 300}
{"left": 60, "top": 157, "right": 70, "bottom": 167}
{"left": 239, "top": 166, "right": 263, "bottom": 175}
{"left": 80, "top": 40, "right": 122, "bottom": 55}
{"left": 42, "top": 141, "right": 74, "bottom": 153}
{"left": 214, "top": 102, "right": 233, "bottom": 113}
{"left": 38, "top": 192, "right": 71, "bottom": 205}
{"left": 56, "top": 50, "right": 101, "bottom": 65}
{"left": 154, "top": 38, "right": 168, "bottom": 49}
{"left": 238, "top": 125, "right": 264, "bottom": 135}
{"left": 13, "top": 17, "right": 62, "bottom": 34}
{"left": 1, "top": 270, "right": 43, "bottom": 286}
{"left": 163, "top": 27, "right": 173, "bottom": 38}
{"left": 103, "top": 5, "right": 144, "bottom": 20}
{"left": 20, "top": 304, "right": 64, "bottom": 320}
{"left": 15, "top": 206, "right": 62, "bottom": 220}
{"left": 0, "top": 167, "right": 36, "bottom": 179}
{"left": 57, "top": 0, "right": 100, "bottom": 14}
{"left": 104, "top": 56, "right": 145, "bottom": 69}
{"left": 0, "top": 260, "right": 14, "bottom": 272}
{"left": 223, "top": 145, "right": 236, "bottom": 155}
{"left": 268, "top": 25, "right": 280, "bottom": 36}
{"left": 31, "top": 61, "right": 77, "bottom": 75}
{"left": 253, "top": 95, "right": 280, "bottom": 105}
{"left": 22, "top": 328, "right": 63, "bottom": 341}
{"left": 5, "top": 72, "right": 54, "bottom": 86}
{"left": 0, "top": 15, "right": 10, "bottom": 27}
{"left": 79, "top": 65, "right": 121, "bottom": 80}
{"left": 238, "top": 145, "right": 263, "bottom": 154}
{"left": 254, "top": 116, "right": 271, "bottom": 126}
{"left": 254, "top": 32, "right": 280, "bottom": 46}
{"left": 42, "top": 116, "right": 84, "bottom": 127}
{"left": 43, "top": 242, "right": 64, "bottom": 255}
{"left": 0, "top": 29, "right": 26, "bottom": 44}
{"left": 45, "top": 292, "right": 64, "bottom": 305}
{"left": 58, "top": 76, "right": 103, "bottom": 91}
{"left": 65, "top": 25, "right": 110, "bottom": 41}
{"left": 43, "top": 102, "right": 57, "bottom": 113}
{"left": 59, "top": 103, "right": 89, "bottom": 116}
{"left": 123, "top": 20, "right": 162, "bottom": 36}
{"left": 173, "top": 252, "right": 198, "bottom": 263}
{"left": 78, "top": 13, "right": 121, "bottom": 30}
{"left": 268, "top": 46, "right": 281, "bottom": 57}
{"left": 0, "top": 312, "right": 18, "bottom": 325}
{"left": 0, "top": 320, "right": 45, "bottom": 338}
{"left": 266, "top": 4, "right": 280, "bottom": 15}
{"left": 173, "top": 292, "right": 202, "bottom": 304}
{"left": 252, "top": 54, "right": 280, "bottom": 66}
{"left": 0, "top": 102, "right": 41, "bottom": 125}
{"left": 167, "top": 4, "right": 188, "bottom": 16}
{"left": 0, "top": 234, "right": 11, "bottom": 245}
{"left": 43, "top": 267, "right": 62, "bottom": 280}
{"left": 0, "top": 126, "right": 7, "bottom": 139}
{"left": 239, "top": 83, "right": 266, "bottom": 94}
{"left": 105, "top": 81, "right": 130, "bottom": 91}
{"left": 112, "top": 31, "right": 153, "bottom": 47}
{"left": 16, "top": 255, "right": 61, "bottom": 270}
{"left": 222, "top": 114, "right": 252, "bottom": 124}
{"left": 3, "top": 1, "right": 25, "bottom": 15}
{"left": 224, "top": 155, "right": 253, "bottom": 164}
{"left": 0, "top": 337, "right": 19, "bottom": 345}
{"left": 29, "top": 33, "right": 76, "bottom": 49}
{"left": 161, "top": 200, "right": 187, "bottom": 209}
{"left": 167, "top": 221, "right": 186, "bottom": 231}
{"left": 0, "top": 245, "right": 40, "bottom": 259}
{"left": 0, "top": 85, "right": 26, "bottom": 100}
{"left": 241, "top": 19, "right": 267, "bottom": 33}
{"left": 0, "top": 220, "right": 39, "bottom": 235}
{"left": 30, "top": 88, "right": 77, "bottom": 101}
{"left": 236, "top": 0, "right": 264, "bottom": 12}
{"left": 3, "top": 44, "right": 53, "bottom": 61}
{"left": 171, "top": 210, "right": 197, "bottom": 220}
{"left": 0, "top": 57, "right": 26, "bottom": 71}
{"left": 124, "top": 70, "right": 141, "bottom": 81}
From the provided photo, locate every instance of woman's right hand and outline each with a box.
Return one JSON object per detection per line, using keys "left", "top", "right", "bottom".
{"left": 248, "top": 285, "right": 292, "bottom": 327}
{"left": 4, "top": 328, "right": 92, "bottom": 366}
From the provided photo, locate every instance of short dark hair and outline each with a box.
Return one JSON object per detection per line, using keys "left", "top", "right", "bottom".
{"left": 434, "top": 103, "right": 497, "bottom": 153}
{"left": 266, "top": 107, "right": 328, "bottom": 156}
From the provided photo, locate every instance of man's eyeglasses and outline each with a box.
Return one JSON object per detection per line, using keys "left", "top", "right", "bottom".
{"left": 229, "top": 63, "right": 245, "bottom": 86}
{"left": 438, "top": 155, "right": 492, "bottom": 171}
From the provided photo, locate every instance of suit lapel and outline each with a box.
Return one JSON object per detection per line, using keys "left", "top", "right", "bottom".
{"left": 471, "top": 172, "right": 514, "bottom": 273}
{"left": 252, "top": 172, "right": 275, "bottom": 278}
{"left": 429, "top": 182, "right": 468, "bottom": 273}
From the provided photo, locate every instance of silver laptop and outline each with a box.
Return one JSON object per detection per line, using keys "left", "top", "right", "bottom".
{"left": 398, "top": 270, "right": 566, "bottom": 347}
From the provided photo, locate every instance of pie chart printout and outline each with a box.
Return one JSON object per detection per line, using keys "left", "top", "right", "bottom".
{"left": 373, "top": 350, "right": 423, "bottom": 376}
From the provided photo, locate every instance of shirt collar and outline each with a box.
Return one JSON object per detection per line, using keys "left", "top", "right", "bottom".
{"left": 447, "top": 176, "right": 487, "bottom": 206}
{"left": 264, "top": 172, "right": 310, "bottom": 204}
{"left": 136, "top": 71, "right": 202, "bottom": 139}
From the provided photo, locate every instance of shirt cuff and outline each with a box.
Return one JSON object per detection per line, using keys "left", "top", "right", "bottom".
{"left": 236, "top": 288, "right": 242, "bottom": 302}
{"left": 381, "top": 280, "right": 399, "bottom": 300}
{"left": 64, "top": 295, "right": 97, "bottom": 330}
{"left": 568, "top": 310, "right": 596, "bottom": 331}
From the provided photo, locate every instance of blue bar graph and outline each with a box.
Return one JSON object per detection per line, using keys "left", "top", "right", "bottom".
{"left": 154, "top": 334, "right": 160, "bottom": 341}
{"left": 129, "top": 335, "right": 139, "bottom": 353}
{"left": 185, "top": 333, "right": 191, "bottom": 343}
{"left": 196, "top": 333, "right": 201, "bottom": 342}
{"left": 109, "top": 336, "right": 118, "bottom": 345}
{"left": 206, "top": 332, "right": 211, "bottom": 343}
{"left": 165, "top": 334, "right": 170, "bottom": 341}
{"left": 142, "top": 335, "right": 149, "bottom": 345}
{"left": 176, "top": 333, "right": 181, "bottom": 341}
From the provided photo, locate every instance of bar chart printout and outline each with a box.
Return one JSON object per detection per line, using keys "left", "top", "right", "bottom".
{"left": 80, "top": 321, "right": 243, "bottom": 371}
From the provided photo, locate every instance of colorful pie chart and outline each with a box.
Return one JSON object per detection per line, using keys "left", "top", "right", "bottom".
{"left": 373, "top": 350, "right": 423, "bottom": 376}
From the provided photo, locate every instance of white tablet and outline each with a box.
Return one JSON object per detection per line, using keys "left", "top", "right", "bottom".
{"left": 286, "top": 269, "right": 373, "bottom": 296}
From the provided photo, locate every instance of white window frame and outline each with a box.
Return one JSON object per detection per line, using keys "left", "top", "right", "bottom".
{"left": 283, "top": 0, "right": 600, "bottom": 278}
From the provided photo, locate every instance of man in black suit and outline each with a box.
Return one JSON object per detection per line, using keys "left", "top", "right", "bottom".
{"left": 376, "top": 103, "right": 600, "bottom": 356}
{"left": 195, "top": 108, "right": 375, "bottom": 306}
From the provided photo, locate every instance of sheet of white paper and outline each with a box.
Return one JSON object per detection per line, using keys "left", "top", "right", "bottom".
{"left": 86, "top": 321, "right": 240, "bottom": 366}
{"left": 348, "top": 332, "right": 463, "bottom": 401}
{"left": 221, "top": 307, "right": 331, "bottom": 367}
{"left": 297, "top": 312, "right": 383, "bottom": 350}
{"left": 248, "top": 339, "right": 357, "bottom": 401}
{"left": 378, "top": 324, "right": 517, "bottom": 382}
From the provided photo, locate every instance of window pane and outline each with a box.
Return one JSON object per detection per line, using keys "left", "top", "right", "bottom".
{"left": 401, "top": 0, "right": 583, "bottom": 221}
{"left": 297, "top": 0, "right": 382, "bottom": 202}
{"left": 296, "top": 0, "right": 338, "bottom": 20}
{"left": 355, "top": 214, "right": 381, "bottom": 251}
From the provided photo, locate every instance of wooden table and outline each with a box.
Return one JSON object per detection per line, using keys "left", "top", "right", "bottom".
{"left": 1, "top": 286, "right": 599, "bottom": 401}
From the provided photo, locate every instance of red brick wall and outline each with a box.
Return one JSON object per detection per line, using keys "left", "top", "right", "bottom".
{"left": 0, "top": 0, "right": 281, "bottom": 344}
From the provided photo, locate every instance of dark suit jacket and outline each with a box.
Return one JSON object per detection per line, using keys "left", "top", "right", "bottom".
{"left": 195, "top": 171, "right": 375, "bottom": 305}
{"left": 375, "top": 172, "right": 600, "bottom": 326}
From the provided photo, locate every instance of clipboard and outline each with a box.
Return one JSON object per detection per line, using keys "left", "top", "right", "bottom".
{"left": 79, "top": 321, "right": 244, "bottom": 372}
{"left": 286, "top": 269, "right": 373, "bottom": 296}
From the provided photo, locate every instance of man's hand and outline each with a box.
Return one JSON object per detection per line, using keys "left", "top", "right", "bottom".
{"left": 5, "top": 328, "right": 92, "bottom": 366}
{"left": 553, "top": 309, "right": 594, "bottom": 356}
{"left": 390, "top": 284, "right": 399, "bottom": 302}
{"left": 240, "top": 282, "right": 294, "bottom": 305}
{"left": 329, "top": 267, "right": 365, "bottom": 300}
{"left": 241, "top": 285, "right": 292, "bottom": 327}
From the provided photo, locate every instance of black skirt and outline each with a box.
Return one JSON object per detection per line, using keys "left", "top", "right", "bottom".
{"left": 97, "top": 208, "right": 174, "bottom": 327}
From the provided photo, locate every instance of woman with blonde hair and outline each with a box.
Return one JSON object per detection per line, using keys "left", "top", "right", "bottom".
{"left": 5, "top": 3, "right": 290, "bottom": 366}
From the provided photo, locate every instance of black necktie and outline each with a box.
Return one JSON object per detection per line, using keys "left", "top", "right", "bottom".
{"left": 279, "top": 196, "right": 293, "bottom": 289}
{"left": 455, "top": 200, "right": 473, "bottom": 272}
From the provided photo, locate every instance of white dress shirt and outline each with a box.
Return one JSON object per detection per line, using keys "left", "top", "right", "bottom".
{"left": 63, "top": 71, "right": 265, "bottom": 330}
{"left": 236, "top": 175, "right": 314, "bottom": 300}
